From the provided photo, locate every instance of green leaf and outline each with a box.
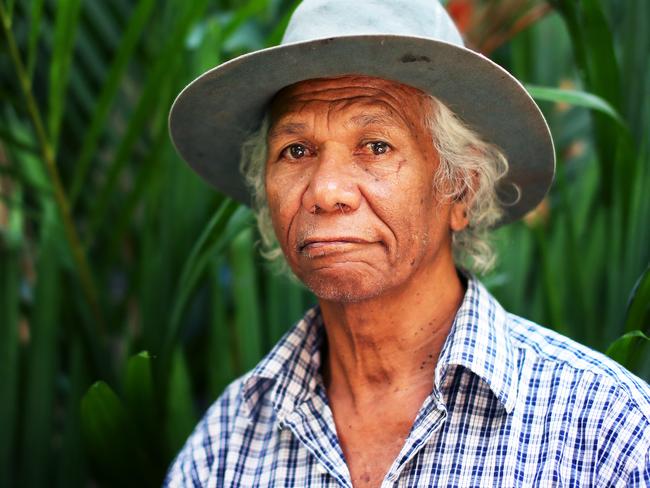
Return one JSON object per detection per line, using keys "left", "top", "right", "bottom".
{"left": 19, "top": 206, "right": 61, "bottom": 488}
{"left": 0, "top": 187, "right": 22, "bottom": 487}
{"left": 266, "top": 271, "right": 305, "bottom": 347}
{"left": 605, "top": 330, "right": 650, "bottom": 371}
{"left": 265, "top": 0, "right": 301, "bottom": 46}
{"left": 87, "top": 0, "right": 210, "bottom": 237}
{"left": 553, "top": 160, "right": 594, "bottom": 344}
{"left": 230, "top": 227, "right": 263, "bottom": 371}
{"left": 81, "top": 382, "right": 133, "bottom": 482}
{"left": 164, "top": 349, "right": 196, "bottom": 458}
{"left": 2, "top": 117, "right": 52, "bottom": 197}
{"left": 550, "top": 0, "right": 627, "bottom": 210}
{"left": 550, "top": 0, "right": 621, "bottom": 109}
{"left": 104, "top": 102, "right": 174, "bottom": 259}
{"left": 531, "top": 224, "right": 568, "bottom": 336}
{"left": 69, "top": 0, "right": 156, "bottom": 204}
{"left": 207, "top": 258, "right": 236, "bottom": 398}
{"left": 164, "top": 201, "right": 252, "bottom": 359}
{"left": 47, "top": 0, "right": 83, "bottom": 152}
{"left": 525, "top": 84, "right": 626, "bottom": 127}
{"left": 26, "top": 0, "right": 45, "bottom": 80}
{"left": 619, "top": 0, "right": 650, "bottom": 145}
{"left": 0, "top": 128, "right": 39, "bottom": 156}
{"left": 81, "top": 381, "right": 158, "bottom": 487}
{"left": 56, "top": 340, "right": 88, "bottom": 488}
{"left": 221, "top": 0, "right": 268, "bottom": 41}
{"left": 124, "top": 351, "right": 157, "bottom": 438}
{"left": 624, "top": 265, "right": 650, "bottom": 335}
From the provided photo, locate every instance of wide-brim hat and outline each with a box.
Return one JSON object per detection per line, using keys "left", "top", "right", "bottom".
{"left": 169, "top": 0, "right": 555, "bottom": 224}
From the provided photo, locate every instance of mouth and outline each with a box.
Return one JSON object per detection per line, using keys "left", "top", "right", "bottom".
{"left": 298, "top": 237, "right": 375, "bottom": 254}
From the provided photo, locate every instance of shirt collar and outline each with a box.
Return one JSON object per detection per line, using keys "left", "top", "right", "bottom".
{"left": 434, "top": 276, "right": 519, "bottom": 414}
{"left": 242, "top": 306, "right": 325, "bottom": 422}
{"left": 242, "top": 276, "right": 519, "bottom": 420}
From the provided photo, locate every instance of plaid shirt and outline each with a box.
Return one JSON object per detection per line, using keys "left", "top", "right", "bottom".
{"left": 165, "top": 277, "right": 650, "bottom": 487}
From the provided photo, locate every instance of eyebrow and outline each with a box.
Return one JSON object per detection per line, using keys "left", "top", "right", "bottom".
{"left": 345, "top": 112, "right": 405, "bottom": 129}
{"left": 268, "top": 122, "right": 308, "bottom": 140}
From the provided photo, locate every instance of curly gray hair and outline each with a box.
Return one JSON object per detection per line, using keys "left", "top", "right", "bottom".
{"left": 239, "top": 94, "right": 512, "bottom": 274}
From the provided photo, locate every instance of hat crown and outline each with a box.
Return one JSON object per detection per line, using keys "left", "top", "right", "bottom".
{"left": 282, "top": 0, "right": 464, "bottom": 46}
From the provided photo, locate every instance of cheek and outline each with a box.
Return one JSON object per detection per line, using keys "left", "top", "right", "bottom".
{"left": 265, "top": 169, "right": 307, "bottom": 245}
{"left": 266, "top": 163, "right": 309, "bottom": 199}
{"left": 371, "top": 168, "right": 447, "bottom": 255}
{"left": 366, "top": 165, "right": 436, "bottom": 221}
{"left": 265, "top": 188, "right": 289, "bottom": 237}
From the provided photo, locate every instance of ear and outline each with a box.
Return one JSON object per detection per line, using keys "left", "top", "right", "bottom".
{"left": 450, "top": 201, "right": 470, "bottom": 232}
{"left": 449, "top": 168, "right": 478, "bottom": 232}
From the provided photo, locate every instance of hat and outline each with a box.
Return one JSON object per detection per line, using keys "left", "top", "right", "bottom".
{"left": 169, "top": 0, "right": 555, "bottom": 224}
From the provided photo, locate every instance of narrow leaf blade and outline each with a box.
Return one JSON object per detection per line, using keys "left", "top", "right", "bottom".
{"left": 605, "top": 330, "right": 650, "bottom": 371}
{"left": 526, "top": 84, "right": 625, "bottom": 127}
{"left": 624, "top": 265, "right": 650, "bottom": 335}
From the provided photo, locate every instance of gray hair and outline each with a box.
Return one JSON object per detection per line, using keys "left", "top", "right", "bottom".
{"left": 239, "top": 95, "right": 512, "bottom": 274}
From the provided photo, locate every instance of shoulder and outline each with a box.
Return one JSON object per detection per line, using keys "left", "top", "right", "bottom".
{"left": 506, "top": 313, "right": 650, "bottom": 482}
{"left": 163, "top": 376, "right": 248, "bottom": 487}
{"left": 507, "top": 312, "right": 650, "bottom": 409}
{"left": 163, "top": 308, "right": 321, "bottom": 487}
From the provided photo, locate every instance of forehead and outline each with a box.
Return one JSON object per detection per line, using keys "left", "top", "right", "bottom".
{"left": 268, "top": 75, "right": 429, "bottom": 129}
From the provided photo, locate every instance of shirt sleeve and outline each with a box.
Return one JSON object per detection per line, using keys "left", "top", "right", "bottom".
{"left": 596, "top": 387, "right": 650, "bottom": 488}
{"left": 163, "top": 379, "right": 243, "bottom": 487}
{"left": 623, "top": 448, "right": 650, "bottom": 488}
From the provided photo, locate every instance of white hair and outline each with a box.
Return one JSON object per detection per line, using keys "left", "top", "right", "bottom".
{"left": 239, "top": 94, "right": 513, "bottom": 274}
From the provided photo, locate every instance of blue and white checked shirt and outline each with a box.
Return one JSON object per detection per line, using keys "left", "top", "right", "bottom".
{"left": 165, "top": 277, "right": 650, "bottom": 487}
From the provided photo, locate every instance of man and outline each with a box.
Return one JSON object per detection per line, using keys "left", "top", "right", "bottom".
{"left": 165, "top": 0, "right": 650, "bottom": 486}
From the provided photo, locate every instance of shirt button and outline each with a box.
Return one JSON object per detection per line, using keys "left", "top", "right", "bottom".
{"left": 316, "top": 463, "right": 328, "bottom": 475}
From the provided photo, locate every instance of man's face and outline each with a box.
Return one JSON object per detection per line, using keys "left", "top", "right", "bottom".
{"left": 265, "top": 76, "right": 464, "bottom": 302}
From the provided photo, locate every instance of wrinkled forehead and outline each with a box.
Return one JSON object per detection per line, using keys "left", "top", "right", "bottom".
{"left": 268, "top": 75, "right": 431, "bottom": 130}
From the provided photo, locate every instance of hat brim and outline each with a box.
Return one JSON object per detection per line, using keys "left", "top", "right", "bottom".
{"left": 169, "top": 34, "right": 555, "bottom": 225}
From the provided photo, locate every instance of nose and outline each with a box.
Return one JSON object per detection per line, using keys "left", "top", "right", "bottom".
{"left": 301, "top": 144, "right": 362, "bottom": 214}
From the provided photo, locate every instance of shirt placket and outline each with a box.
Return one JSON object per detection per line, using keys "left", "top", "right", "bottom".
{"left": 282, "top": 390, "right": 352, "bottom": 488}
{"left": 381, "top": 390, "right": 448, "bottom": 487}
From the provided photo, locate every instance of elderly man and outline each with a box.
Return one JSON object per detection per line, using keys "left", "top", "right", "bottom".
{"left": 165, "top": 0, "right": 650, "bottom": 486}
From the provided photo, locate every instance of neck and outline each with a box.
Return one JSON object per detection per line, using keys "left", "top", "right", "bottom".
{"left": 319, "top": 259, "right": 466, "bottom": 411}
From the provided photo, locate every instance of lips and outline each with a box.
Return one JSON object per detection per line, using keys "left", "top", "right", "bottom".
{"left": 298, "top": 237, "right": 376, "bottom": 255}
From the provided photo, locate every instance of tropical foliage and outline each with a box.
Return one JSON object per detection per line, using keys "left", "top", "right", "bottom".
{"left": 0, "top": 0, "right": 648, "bottom": 486}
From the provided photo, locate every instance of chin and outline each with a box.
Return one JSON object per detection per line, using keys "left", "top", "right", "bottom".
{"left": 296, "top": 266, "right": 391, "bottom": 303}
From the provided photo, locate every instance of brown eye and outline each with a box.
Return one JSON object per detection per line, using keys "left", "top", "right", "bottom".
{"left": 368, "top": 141, "right": 390, "bottom": 155}
{"left": 283, "top": 144, "right": 309, "bottom": 160}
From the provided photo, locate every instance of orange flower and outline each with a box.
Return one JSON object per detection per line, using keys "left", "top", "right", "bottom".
{"left": 447, "top": 0, "right": 474, "bottom": 33}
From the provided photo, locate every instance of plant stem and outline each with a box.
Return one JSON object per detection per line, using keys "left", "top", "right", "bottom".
{"left": 0, "top": 3, "right": 105, "bottom": 334}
